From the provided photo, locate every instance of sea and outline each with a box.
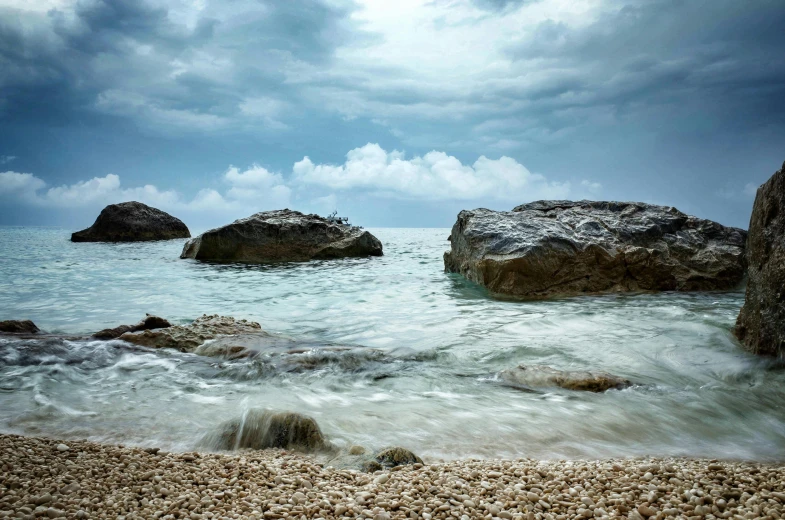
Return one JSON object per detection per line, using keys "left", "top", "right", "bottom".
{"left": 1, "top": 226, "right": 784, "bottom": 462}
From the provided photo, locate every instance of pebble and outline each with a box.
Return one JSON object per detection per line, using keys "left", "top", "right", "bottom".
{"left": 55, "top": 444, "right": 69, "bottom": 452}
{"left": 2, "top": 433, "right": 784, "bottom": 520}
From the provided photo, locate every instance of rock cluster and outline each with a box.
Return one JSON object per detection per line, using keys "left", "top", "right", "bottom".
{"left": 93, "top": 315, "right": 172, "bottom": 340}
{"left": 444, "top": 201, "right": 747, "bottom": 298}
{"left": 498, "top": 365, "right": 631, "bottom": 392}
{"left": 734, "top": 161, "right": 785, "bottom": 357}
{"left": 2, "top": 434, "right": 784, "bottom": 520}
{"left": 0, "top": 320, "right": 39, "bottom": 334}
{"left": 180, "top": 209, "right": 383, "bottom": 263}
{"left": 71, "top": 202, "right": 191, "bottom": 242}
{"left": 119, "top": 314, "right": 265, "bottom": 353}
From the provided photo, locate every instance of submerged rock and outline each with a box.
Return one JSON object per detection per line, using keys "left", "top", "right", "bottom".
{"left": 93, "top": 314, "right": 172, "bottom": 340}
{"left": 119, "top": 314, "right": 264, "bottom": 353}
{"left": 0, "top": 320, "right": 40, "bottom": 334}
{"left": 205, "top": 409, "right": 330, "bottom": 453}
{"left": 498, "top": 364, "right": 631, "bottom": 392}
{"left": 71, "top": 201, "right": 190, "bottom": 242}
{"left": 325, "top": 446, "right": 423, "bottom": 472}
{"left": 735, "top": 161, "right": 785, "bottom": 357}
{"left": 180, "top": 209, "right": 383, "bottom": 263}
{"left": 444, "top": 201, "right": 747, "bottom": 298}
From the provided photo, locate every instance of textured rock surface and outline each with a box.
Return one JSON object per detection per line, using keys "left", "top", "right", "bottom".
{"left": 93, "top": 314, "right": 172, "bottom": 340}
{"left": 325, "top": 446, "right": 423, "bottom": 473}
{"left": 205, "top": 409, "right": 330, "bottom": 453}
{"left": 499, "top": 364, "right": 631, "bottom": 392}
{"left": 0, "top": 320, "right": 40, "bottom": 334}
{"left": 735, "top": 161, "right": 785, "bottom": 357}
{"left": 119, "top": 314, "right": 264, "bottom": 352}
{"left": 444, "top": 200, "right": 747, "bottom": 298}
{"left": 180, "top": 209, "right": 383, "bottom": 263}
{"left": 71, "top": 201, "right": 190, "bottom": 242}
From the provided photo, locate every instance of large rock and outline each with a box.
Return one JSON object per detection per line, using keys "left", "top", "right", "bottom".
{"left": 180, "top": 209, "right": 383, "bottom": 263}
{"left": 119, "top": 314, "right": 264, "bottom": 353}
{"left": 498, "top": 364, "right": 631, "bottom": 392}
{"left": 0, "top": 320, "right": 40, "bottom": 334}
{"left": 444, "top": 200, "right": 747, "bottom": 298}
{"left": 734, "top": 161, "right": 785, "bottom": 357}
{"left": 92, "top": 314, "right": 172, "bottom": 340}
{"left": 205, "top": 409, "right": 330, "bottom": 453}
{"left": 71, "top": 201, "right": 190, "bottom": 242}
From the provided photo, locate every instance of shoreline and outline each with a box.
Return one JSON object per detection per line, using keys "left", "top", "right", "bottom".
{"left": 2, "top": 434, "right": 784, "bottom": 519}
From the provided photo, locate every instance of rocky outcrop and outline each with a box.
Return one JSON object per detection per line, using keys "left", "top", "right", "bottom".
{"left": 71, "top": 202, "right": 190, "bottom": 242}
{"left": 0, "top": 320, "right": 40, "bottom": 334}
{"left": 499, "top": 365, "right": 631, "bottom": 392}
{"left": 119, "top": 314, "right": 264, "bottom": 353}
{"left": 444, "top": 201, "right": 747, "bottom": 298}
{"left": 735, "top": 161, "right": 785, "bottom": 357}
{"left": 93, "top": 315, "right": 172, "bottom": 340}
{"left": 205, "top": 410, "right": 330, "bottom": 453}
{"left": 180, "top": 209, "right": 383, "bottom": 263}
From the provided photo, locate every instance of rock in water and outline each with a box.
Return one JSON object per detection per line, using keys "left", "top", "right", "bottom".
{"left": 92, "top": 314, "right": 172, "bottom": 340}
{"left": 71, "top": 201, "right": 190, "bottom": 242}
{"left": 118, "top": 314, "right": 264, "bottom": 353}
{"left": 735, "top": 161, "right": 785, "bottom": 357}
{"left": 498, "top": 364, "right": 631, "bottom": 392}
{"left": 206, "top": 409, "right": 330, "bottom": 452}
{"left": 325, "top": 446, "right": 423, "bottom": 472}
{"left": 0, "top": 320, "right": 40, "bottom": 334}
{"left": 444, "top": 201, "right": 747, "bottom": 298}
{"left": 180, "top": 209, "right": 383, "bottom": 263}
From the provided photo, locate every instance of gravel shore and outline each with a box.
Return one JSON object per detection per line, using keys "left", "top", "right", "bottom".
{"left": 1, "top": 434, "right": 784, "bottom": 520}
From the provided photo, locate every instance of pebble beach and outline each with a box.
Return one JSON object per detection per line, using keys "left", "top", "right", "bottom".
{"left": 2, "top": 434, "right": 785, "bottom": 520}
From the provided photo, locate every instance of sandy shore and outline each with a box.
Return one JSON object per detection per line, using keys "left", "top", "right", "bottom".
{"left": 1, "top": 434, "right": 784, "bottom": 520}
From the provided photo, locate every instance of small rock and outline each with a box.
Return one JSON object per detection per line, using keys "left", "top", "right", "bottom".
{"left": 56, "top": 444, "right": 69, "bottom": 452}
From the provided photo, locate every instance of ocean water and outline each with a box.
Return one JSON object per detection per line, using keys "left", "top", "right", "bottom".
{"left": 1, "top": 226, "right": 783, "bottom": 462}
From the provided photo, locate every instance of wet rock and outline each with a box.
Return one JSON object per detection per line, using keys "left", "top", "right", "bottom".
{"left": 119, "top": 314, "right": 264, "bottom": 353}
{"left": 205, "top": 409, "right": 330, "bottom": 453}
{"left": 180, "top": 209, "right": 383, "bottom": 263}
{"left": 0, "top": 320, "right": 40, "bottom": 334}
{"left": 735, "top": 161, "right": 785, "bottom": 357}
{"left": 444, "top": 201, "right": 747, "bottom": 298}
{"left": 93, "top": 314, "right": 172, "bottom": 340}
{"left": 375, "top": 447, "right": 423, "bottom": 468}
{"left": 326, "top": 446, "right": 423, "bottom": 472}
{"left": 71, "top": 201, "right": 190, "bottom": 242}
{"left": 498, "top": 364, "right": 631, "bottom": 392}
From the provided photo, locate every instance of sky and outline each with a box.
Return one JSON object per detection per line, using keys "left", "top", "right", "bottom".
{"left": 0, "top": 0, "right": 783, "bottom": 230}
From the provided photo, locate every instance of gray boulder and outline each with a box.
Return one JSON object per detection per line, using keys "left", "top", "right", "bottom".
{"left": 444, "top": 200, "right": 747, "bottom": 298}
{"left": 205, "top": 409, "right": 330, "bottom": 453}
{"left": 734, "top": 161, "right": 785, "bottom": 357}
{"left": 0, "top": 320, "right": 40, "bottom": 334}
{"left": 499, "top": 364, "right": 631, "bottom": 392}
{"left": 180, "top": 209, "right": 383, "bottom": 263}
{"left": 71, "top": 201, "right": 190, "bottom": 242}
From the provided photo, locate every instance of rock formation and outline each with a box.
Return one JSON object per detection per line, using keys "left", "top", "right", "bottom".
{"left": 180, "top": 209, "right": 383, "bottom": 263}
{"left": 119, "top": 314, "right": 264, "bottom": 353}
{"left": 0, "top": 320, "right": 40, "bottom": 334}
{"left": 71, "top": 201, "right": 190, "bottom": 242}
{"left": 734, "top": 161, "right": 785, "bottom": 357}
{"left": 498, "top": 365, "right": 631, "bottom": 392}
{"left": 444, "top": 200, "right": 747, "bottom": 298}
{"left": 206, "top": 409, "right": 330, "bottom": 453}
{"left": 93, "top": 314, "right": 172, "bottom": 340}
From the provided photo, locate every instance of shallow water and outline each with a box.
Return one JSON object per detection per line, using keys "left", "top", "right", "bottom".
{"left": 0, "top": 226, "right": 783, "bottom": 461}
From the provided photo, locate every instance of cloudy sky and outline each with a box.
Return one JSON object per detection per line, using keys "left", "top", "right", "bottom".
{"left": 1, "top": 0, "right": 783, "bottom": 229}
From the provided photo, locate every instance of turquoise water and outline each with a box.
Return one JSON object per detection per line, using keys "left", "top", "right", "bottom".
{"left": 0, "top": 226, "right": 783, "bottom": 461}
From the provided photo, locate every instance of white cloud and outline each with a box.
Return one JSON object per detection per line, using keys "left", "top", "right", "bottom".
{"left": 0, "top": 155, "right": 16, "bottom": 164}
{"left": 0, "top": 171, "right": 46, "bottom": 197}
{"left": 293, "top": 143, "right": 571, "bottom": 201}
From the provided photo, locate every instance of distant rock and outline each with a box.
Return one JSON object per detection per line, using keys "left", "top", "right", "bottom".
{"left": 499, "top": 364, "right": 631, "bottom": 392}
{"left": 93, "top": 314, "right": 172, "bottom": 340}
{"left": 0, "top": 320, "right": 40, "bottom": 334}
{"left": 735, "top": 161, "right": 785, "bottom": 357}
{"left": 180, "top": 209, "right": 383, "bottom": 263}
{"left": 119, "top": 314, "right": 264, "bottom": 353}
{"left": 71, "top": 201, "right": 190, "bottom": 242}
{"left": 444, "top": 201, "right": 747, "bottom": 298}
{"left": 205, "top": 409, "right": 331, "bottom": 453}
